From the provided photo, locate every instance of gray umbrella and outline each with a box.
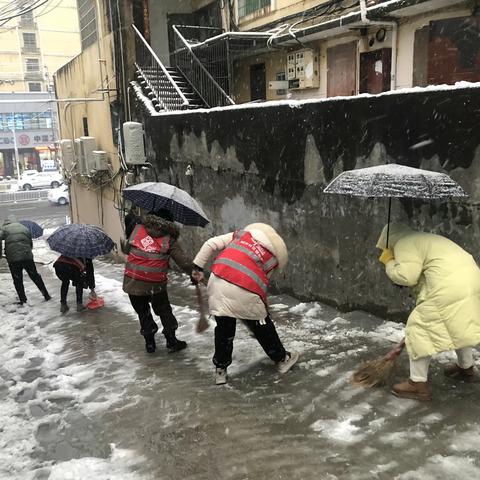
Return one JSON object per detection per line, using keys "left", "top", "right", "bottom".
{"left": 47, "top": 224, "right": 115, "bottom": 257}
{"left": 122, "top": 182, "right": 209, "bottom": 227}
{"left": 323, "top": 164, "right": 468, "bottom": 246}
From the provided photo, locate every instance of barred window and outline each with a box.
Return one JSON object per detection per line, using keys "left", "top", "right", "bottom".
{"left": 28, "top": 82, "right": 42, "bottom": 92}
{"left": 77, "top": 0, "right": 97, "bottom": 50}
{"left": 23, "top": 33, "right": 37, "bottom": 49}
{"left": 238, "top": 0, "right": 270, "bottom": 18}
{"left": 25, "top": 58, "right": 40, "bottom": 72}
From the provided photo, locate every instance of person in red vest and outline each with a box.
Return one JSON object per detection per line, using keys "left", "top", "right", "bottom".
{"left": 192, "top": 223, "right": 299, "bottom": 385}
{"left": 122, "top": 209, "right": 193, "bottom": 354}
{"left": 53, "top": 256, "right": 95, "bottom": 313}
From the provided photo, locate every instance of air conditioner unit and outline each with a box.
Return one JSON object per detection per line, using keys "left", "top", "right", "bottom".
{"left": 59, "top": 139, "right": 74, "bottom": 171}
{"left": 123, "top": 121, "right": 146, "bottom": 165}
{"left": 92, "top": 150, "right": 109, "bottom": 170}
{"left": 74, "top": 136, "right": 96, "bottom": 174}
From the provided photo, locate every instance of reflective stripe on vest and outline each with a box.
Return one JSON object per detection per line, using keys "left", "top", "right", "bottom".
{"left": 211, "top": 230, "right": 278, "bottom": 302}
{"left": 124, "top": 224, "right": 171, "bottom": 283}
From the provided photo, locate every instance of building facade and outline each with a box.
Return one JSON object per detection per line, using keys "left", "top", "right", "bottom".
{"left": 0, "top": 0, "right": 81, "bottom": 93}
{"left": 0, "top": 92, "right": 58, "bottom": 177}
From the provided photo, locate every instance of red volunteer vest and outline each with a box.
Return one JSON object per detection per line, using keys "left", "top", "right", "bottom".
{"left": 211, "top": 230, "right": 278, "bottom": 303}
{"left": 124, "top": 224, "right": 171, "bottom": 283}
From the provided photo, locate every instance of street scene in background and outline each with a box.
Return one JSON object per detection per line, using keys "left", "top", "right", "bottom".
{"left": 1, "top": 0, "right": 480, "bottom": 478}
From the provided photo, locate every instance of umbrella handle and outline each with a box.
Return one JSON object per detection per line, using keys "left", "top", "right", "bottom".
{"left": 386, "top": 197, "right": 392, "bottom": 248}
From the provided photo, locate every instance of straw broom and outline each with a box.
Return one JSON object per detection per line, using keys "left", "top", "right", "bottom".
{"left": 352, "top": 338, "right": 406, "bottom": 387}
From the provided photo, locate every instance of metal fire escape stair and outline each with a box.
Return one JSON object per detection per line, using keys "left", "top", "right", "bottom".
{"left": 134, "top": 65, "right": 206, "bottom": 112}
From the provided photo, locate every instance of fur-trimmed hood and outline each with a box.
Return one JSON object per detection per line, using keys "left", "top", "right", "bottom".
{"left": 245, "top": 222, "right": 288, "bottom": 270}
{"left": 143, "top": 214, "right": 179, "bottom": 240}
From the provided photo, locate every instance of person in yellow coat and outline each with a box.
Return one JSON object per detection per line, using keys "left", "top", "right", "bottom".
{"left": 377, "top": 223, "right": 480, "bottom": 401}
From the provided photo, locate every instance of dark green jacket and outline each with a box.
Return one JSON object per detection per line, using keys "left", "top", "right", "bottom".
{"left": 0, "top": 217, "right": 33, "bottom": 263}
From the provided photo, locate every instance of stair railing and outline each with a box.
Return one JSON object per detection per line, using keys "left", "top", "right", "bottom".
{"left": 133, "top": 24, "right": 190, "bottom": 111}
{"left": 172, "top": 25, "right": 235, "bottom": 108}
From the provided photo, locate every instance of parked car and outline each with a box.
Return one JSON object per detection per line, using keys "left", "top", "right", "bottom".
{"left": 47, "top": 184, "right": 69, "bottom": 205}
{"left": 20, "top": 169, "right": 39, "bottom": 179}
{"left": 18, "top": 171, "right": 63, "bottom": 190}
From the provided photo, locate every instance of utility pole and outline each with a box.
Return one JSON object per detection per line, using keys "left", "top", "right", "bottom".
{"left": 11, "top": 113, "right": 21, "bottom": 179}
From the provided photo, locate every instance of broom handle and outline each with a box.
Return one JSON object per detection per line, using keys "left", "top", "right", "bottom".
{"left": 383, "top": 338, "right": 405, "bottom": 361}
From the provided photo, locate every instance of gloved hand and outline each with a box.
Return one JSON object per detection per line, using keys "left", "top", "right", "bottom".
{"left": 379, "top": 248, "right": 394, "bottom": 265}
{"left": 191, "top": 266, "right": 205, "bottom": 285}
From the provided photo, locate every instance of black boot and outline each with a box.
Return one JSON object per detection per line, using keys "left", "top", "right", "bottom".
{"left": 144, "top": 334, "right": 156, "bottom": 353}
{"left": 164, "top": 333, "right": 187, "bottom": 353}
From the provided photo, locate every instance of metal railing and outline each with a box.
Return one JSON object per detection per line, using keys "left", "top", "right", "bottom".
{"left": 132, "top": 24, "right": 190, "bottom": 111}
{"left": 172, "top": 25, "right": 234, "bottom": 108}
{"left": 0, "top": 189, "right": 48, "bottom": 203}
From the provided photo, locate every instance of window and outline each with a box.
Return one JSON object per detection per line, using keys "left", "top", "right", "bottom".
{"left": 20, "top": 10, "right": 34, "bottom": 24}
{"left": 25, "top": 58, "right": 40, "bottom": 72}
{"left": 77, "top": 0, "right": 97, "bottom": 50}
{"left": 0, "top": 112, "right": 53, "bottom": 131}
{"left": 238, "top": 0, "right": 270, "bottom": 18}
{"left": 28, "top": 82, "right": 42, "bottom": 92}
{"left": 22, "top": 33, "right": 37, "bottom": 50}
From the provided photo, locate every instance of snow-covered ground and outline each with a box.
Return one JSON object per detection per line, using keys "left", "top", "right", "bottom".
{"left": 1, "top": 232, "right": 480, "bottom": 479}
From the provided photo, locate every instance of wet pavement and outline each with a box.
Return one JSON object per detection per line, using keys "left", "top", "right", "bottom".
{"left": 1, "top": 216, "right": 480, "bottom": 479}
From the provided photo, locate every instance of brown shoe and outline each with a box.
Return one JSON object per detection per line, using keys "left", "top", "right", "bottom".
{"left": 392, "top": 379, "right": 432, "bottom": 401}
{"left": 444, "top": 364, "right": 476, "bottom": 383}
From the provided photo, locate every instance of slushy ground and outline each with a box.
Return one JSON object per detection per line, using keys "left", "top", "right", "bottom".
{"left": 1, "top": 230, "right": 480, "bottom": 480}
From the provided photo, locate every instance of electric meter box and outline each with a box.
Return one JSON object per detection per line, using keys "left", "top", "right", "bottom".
{"left": 286, "top": 48, "right": 319, "bottom": 90}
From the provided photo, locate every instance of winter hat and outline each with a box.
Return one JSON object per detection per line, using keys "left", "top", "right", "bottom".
{"left": 376, "top": 223, "right": 414, "bottom": 250}
{"left": 149, "top": 209, "right": 174, "bottom": 222}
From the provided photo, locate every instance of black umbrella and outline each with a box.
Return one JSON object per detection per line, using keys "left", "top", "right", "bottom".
{"left": 122, "top": 182, "right": 209, "bottom": 227}
{"left": 47, "top": 224, "right": 115, "bottom": 258}
{"left": 324, "top": 164, "right": 468, "bottom": 245}
{"left": 19, "top": 220, "right": 43, "bottom": 239}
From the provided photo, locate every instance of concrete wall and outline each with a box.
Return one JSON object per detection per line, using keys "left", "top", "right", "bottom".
{"left": 139, "top": 85, "right": 480, "bottom": 320}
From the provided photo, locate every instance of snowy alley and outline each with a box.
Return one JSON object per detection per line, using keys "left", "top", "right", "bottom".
{"left": 1, "top": 223, "right": 480, "bottom": 480}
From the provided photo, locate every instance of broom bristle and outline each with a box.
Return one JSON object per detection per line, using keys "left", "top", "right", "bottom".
{"left": 351, "top": 356, "right": 397, "bottom": 388}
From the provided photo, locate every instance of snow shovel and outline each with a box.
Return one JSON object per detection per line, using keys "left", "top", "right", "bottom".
{"left": 352, "top": 338, "right": 405, "bottom": 388}
{"left": 195, "top": 283, "right": 210, "bottom": 333}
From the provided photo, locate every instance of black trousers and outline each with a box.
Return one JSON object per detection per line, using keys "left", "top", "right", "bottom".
{"left": 213, "top": 316, "right": 287, "bottom": 369}
{"left": 129, "top": 289, "right": 178, "bottom": 336}
{"left": 54, "top": 263, "right": 84, "bottom": 304}
{"left": 8, "top": 260, "right": 48, "bottom": 303}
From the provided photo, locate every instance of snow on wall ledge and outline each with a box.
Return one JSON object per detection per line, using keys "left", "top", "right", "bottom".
{"left": 137, "top": 83, "right": 480, "bottom": 321}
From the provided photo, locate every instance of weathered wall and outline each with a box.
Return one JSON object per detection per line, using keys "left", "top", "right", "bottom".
{"left": 140, "top": 85, "right": 480, "bottom": 320}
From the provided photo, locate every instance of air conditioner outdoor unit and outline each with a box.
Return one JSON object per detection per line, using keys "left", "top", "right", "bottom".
{"left": 74, "top": 138, "right": 85, "bottom": 174}
{"left": 123, "top": 121, "right": 146, "bottom": 165}
{"left": 92, "top": 150, "right": 109, "bottom": 170}
{"left": 59, "top": 139, "right": 74, "bottom": 171}
{"left": 80, "top": 136, "right": 96, "bottom": 173}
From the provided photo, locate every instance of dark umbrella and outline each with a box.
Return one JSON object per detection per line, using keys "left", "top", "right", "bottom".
{"left": 47, "top": 224, "right": 115, "bottom": 258}
{"left": 122, "top": 182, "right": 209, "bottom": 227}
{"left": 19, "top": 220, "right": 43, "bottom": 239}
{"left": 324, "top": 164, "right": 468, "bottom": 245}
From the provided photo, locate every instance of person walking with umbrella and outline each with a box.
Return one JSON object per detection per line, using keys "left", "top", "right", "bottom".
{"left": 377, "top": 223, "right": 480, "bottom": 401}
{"left": 0, "top": 215, "right": 51, "bottom": 304}
{"left": 122, "top": 209, "right": 194, "bottom": 354}
{"left": 191, "top": 223, "right": 299, "bottom": 385}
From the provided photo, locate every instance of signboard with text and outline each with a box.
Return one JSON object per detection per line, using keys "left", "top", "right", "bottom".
{"left": 0, "top": 130, "right": 55, "bottom": 149}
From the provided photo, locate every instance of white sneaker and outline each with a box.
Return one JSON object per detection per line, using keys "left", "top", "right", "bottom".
{"left": 277, "top": 351, "right": 299, "bottom": 374}
{"left": 215, "top": 368, "right": 228, "bottom": 385}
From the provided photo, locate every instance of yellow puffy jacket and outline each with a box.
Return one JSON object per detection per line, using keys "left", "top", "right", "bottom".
{"left": 377, "top": 223, "right": 480, "bottom": 360}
